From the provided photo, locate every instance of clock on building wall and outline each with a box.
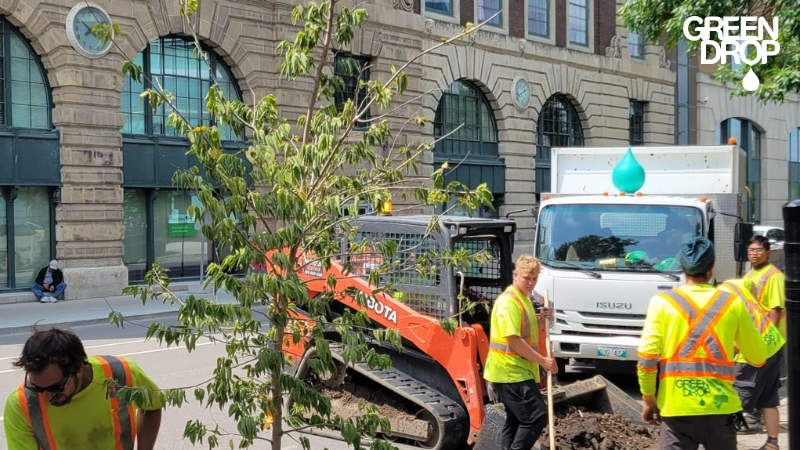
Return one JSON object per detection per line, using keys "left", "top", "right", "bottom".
{"left": 66, "top": 3, "right": 113, "bottom": 58}
{"left": 512, "top": 77, "right": 531, "bottom": 110}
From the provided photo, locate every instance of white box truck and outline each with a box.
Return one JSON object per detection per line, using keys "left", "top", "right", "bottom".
{"left": 533, "top": 145, "right": 750, "bottom": 374}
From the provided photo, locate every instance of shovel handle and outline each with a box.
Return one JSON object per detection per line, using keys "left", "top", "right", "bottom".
{"left": 544, "top": 290, "right": 555, "bottom": 450}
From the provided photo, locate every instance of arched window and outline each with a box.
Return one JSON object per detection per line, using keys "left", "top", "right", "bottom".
{"left": 0, "top": 20, "right": 57, "bottom": 291}
{"left": 120, "top": 37, "right": 244, "bottom": 282}
{"left": 719, "top": 118, "right": 761, "bottom": 222}
{"left": 121, "top": 37, "right": 241, "bottom": 140}
{"left": 535, "top": 94, "right": 584, "bottom": 196}
{"left": 790, "top": 128, "right": 800, "bottom": 200}
{"left": 433, "top": 80, "right": 504, "bottom": 217}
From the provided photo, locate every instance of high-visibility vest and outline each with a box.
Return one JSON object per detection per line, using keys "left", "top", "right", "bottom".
{"left": 17, "top": 355, "right": 136, "bottom": 450}
{"left": 721, "top": 281, "right": 769, "bottom": 334}
{"left": 751, "top": 266, "right": 786, "bottom": 332}
{"left": 753, "top": 266, "right": 781, "bottom": 305}
{"left": 484, "top": 287, "right": 540, "bottom": 383}
{"left": 488, "top": 289, "right": 539, "bottom": 356}
{"left": 638, "top": 290, "right": 737, "bottom": 382}
{"left": 719, "top": 280, "right": 784, "bottom": 360}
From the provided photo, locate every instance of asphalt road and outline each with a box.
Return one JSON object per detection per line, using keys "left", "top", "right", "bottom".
{"left": 0, "top": 319, "right": 419, "bottom": 450}
{"left": 0, "top": 319, "right": 650, "bottom": 450}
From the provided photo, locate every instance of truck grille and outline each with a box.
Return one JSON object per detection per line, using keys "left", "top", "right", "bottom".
{"left": 578, "top": 312, "right": 646, "bottom": 321}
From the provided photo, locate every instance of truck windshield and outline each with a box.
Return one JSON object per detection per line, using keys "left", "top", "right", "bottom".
{"left": 536, "top": 204, "right": 703, "bottom": 273}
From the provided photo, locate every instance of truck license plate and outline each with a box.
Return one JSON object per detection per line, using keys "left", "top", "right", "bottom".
{"left": 597, "top": 346, "right": 626, "bottom": 359}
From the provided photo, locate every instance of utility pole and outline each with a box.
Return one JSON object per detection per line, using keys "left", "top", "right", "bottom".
{"left": 784, "top": 199, "right": 800, "bottom": 450}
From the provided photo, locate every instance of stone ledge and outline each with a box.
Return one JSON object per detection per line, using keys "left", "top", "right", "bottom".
{"left": 0, "top": 282, "right": 190, "bottom": 306}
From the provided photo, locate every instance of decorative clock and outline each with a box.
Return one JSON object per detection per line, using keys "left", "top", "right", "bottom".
{"left": 512, "top": 76, "right": 531, "bottom": 110}
{"left": 66, "top": 3, "right": 113, "bottom": 58}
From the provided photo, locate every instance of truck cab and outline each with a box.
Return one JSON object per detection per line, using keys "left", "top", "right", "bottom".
{"left": 533, "top": 145, "right": 746, "bottom": 373}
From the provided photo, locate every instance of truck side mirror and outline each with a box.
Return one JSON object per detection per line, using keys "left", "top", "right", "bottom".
{"left": 734, "top": 222, "right": 753, "bottom": 262}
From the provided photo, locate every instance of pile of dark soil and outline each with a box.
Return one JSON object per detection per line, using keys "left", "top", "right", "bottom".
{"left": 538, "top": 410, "right": 658, "bottom": 450}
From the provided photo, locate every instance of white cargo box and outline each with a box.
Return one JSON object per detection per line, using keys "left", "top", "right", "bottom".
{"left": 550, "top": 145, "right": 746, "bottom": 195}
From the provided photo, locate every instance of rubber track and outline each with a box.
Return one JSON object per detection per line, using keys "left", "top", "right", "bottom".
{"left": 349, "top": 362, "right": 469, "bottom": 450}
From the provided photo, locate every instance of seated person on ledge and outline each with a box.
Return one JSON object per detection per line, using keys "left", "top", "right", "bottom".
{"left": 31, "top": 260, "right": 66, "bottom": 303}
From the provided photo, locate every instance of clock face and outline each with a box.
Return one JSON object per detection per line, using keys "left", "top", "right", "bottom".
{"left": 68, "top": 5, "right": 112, "bottom": 56}
{"left": 513, "top": 78, "right": 530, "bottom": 109}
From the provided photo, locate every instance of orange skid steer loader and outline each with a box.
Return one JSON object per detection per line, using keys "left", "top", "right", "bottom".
{"left": 280, "top": 215, "right": 642, "bottom": 449}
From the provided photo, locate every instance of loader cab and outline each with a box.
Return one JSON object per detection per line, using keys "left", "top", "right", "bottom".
{"left": 344, "top": 215, "right": 516, "bottom": 324}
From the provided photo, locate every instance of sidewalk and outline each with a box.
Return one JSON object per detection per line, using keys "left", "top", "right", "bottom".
{"left": 0, "top": 284, "right": 239, "bottom": 335}
{"left": 736, "top": 391, "right": 790, "bottom": 449}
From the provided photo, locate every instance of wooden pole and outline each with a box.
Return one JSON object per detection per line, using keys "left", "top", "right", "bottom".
{"left": 544, "top": 289, "right": 555, "bottom": 450}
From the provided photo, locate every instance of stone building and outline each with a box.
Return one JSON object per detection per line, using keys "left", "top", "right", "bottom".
{"left": 2, "top": 0, "right": 788, "bottom": 301}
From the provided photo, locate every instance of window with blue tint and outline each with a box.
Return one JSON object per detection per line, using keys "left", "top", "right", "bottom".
{"left": 433, "top": 81, "right": 504, "bottom": 217}
{"left": 790, "top": 128, "right": 800, "bottom": 200}
{"left": 426, "top": 0, "right": 453, "bottom": 16}
{"left": 478, "top": 0, "right": 503, "bottom": 27}
{"left": 528, "top": 0, "right": 549, "bottom": 38}
{"left": 0, "top": 22, "right": 50, "bottom": 129}
{"left": 719, "top": 118, "right": 761, "bottom": 222}
{"left": 121, "top": 37, "right": 243, "bottom": 140}
{"left": 629, "top": 30, "right": 645, "bottom": 59}
{"left": 568, "top": 0, "right": 588, "bottom": 46}
{"left": 536, "top": 94, "right": 584, "bottom": 196}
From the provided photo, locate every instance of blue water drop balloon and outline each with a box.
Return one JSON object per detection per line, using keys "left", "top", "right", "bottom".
{"left": 612, "top": 147, "right": 646, "bottom": 194}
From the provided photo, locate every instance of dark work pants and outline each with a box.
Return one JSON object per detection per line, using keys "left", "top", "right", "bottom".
{"left": 492, "top": 379, "right": 548, "bottom": 450}
{"left": 659, "top": 414, "right": 737, "bottom": 450}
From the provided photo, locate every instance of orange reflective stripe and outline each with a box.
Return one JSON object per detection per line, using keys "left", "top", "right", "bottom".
{"left": 15, "top": 384, "right": 43, "bottom": 450}
{"left": 16, "top": 383, "right": 31, "bottom": 424}
{"left": 36, "top": 390, "right": 57, "bottom": 450}
{"left": 118, "top": 358, "right": 137, "bottom": 443}
{"left": 723, "top": 281, "right": 771, "bottom": 335}
{"left": 755, "top": 267, "right": 781, "bottom": 303}
{"left": 97, "top": 358, "right": 125, "bottom": 450}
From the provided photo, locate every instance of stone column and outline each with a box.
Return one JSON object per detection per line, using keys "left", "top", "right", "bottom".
{"left": 50, "top": 49, "right": 128, "bottom": 300}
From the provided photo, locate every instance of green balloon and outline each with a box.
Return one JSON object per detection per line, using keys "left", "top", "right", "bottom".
{"left": 612, "top": 147, "right": 646, "bottom": 194}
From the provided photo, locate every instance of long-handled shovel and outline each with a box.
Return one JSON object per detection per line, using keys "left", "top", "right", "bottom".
{"left": 544, "top": 290, "right": 555, "bottom": 450}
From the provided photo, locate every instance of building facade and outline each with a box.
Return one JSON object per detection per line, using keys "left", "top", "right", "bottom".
{"left": 695, "top": 69, "right": 800, "bottom": 226}
{"left": 6, "top": 0, "right": 791, "bottom": 300}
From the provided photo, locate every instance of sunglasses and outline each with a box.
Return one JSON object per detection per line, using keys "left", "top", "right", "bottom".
{"left": 25, "top": 372, "right": 71, "bottom": 394}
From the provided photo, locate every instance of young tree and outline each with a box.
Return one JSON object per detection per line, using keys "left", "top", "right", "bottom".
{"left": 620, "top": 0, "right": 800, "bottom": 102}
{"left": 106, "top": 0, "right": 494, "bottom": 449}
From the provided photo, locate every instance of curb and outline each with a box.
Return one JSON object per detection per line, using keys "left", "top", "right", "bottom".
{"left": 0, "top": 310, "right": 181, "bottom": 336}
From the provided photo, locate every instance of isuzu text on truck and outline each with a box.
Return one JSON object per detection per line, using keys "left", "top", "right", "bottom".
{"left": 533, "top": 145, "right": 752, "bottom": 374}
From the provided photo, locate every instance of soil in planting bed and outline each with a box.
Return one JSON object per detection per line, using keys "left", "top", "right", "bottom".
{"left": 538, "top": 409, "right": 659, "bottom": 450}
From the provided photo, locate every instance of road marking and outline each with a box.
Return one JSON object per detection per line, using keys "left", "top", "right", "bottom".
{"left": 117, "top": 341, "right": 214, "bottom": 357}
{"left": 0, "top": 341, "right": 215, "bottom": 372}
{"left": 0, "top": 339, "right": 148, "bottom": 362}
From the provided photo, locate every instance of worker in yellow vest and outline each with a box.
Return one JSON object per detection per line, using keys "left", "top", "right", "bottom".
{"left": 719, "top": 278, "right": 785, "bottom": 450}
{"left": 3, "top": 328, "right": 163, "bottom": 450}
{"left": 745, "top": 235, "right": 785, "bottom": 338}
{"left": 638, "top": 237, "right": 767, "bottom": 450}
{"left": 484, "top": 255, "right": 557, "bottom": 450}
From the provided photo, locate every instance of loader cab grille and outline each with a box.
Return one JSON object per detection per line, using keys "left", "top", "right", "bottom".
{"left": 350, "top": 231, "right": 441, "bottom": 286}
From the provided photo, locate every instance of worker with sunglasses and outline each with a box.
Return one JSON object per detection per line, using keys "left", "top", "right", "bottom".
{"left": 3, "top": 328, "right": 163, "bottom": 450}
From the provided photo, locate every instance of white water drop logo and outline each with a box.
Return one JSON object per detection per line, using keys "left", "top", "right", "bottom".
{"left": 742, "top": 68, "right": 760, "bottom": 91}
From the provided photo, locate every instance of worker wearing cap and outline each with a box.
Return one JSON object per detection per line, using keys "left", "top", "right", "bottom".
{"left": 720, "top": 278, "right": 784, "bottom": 450}
{"left": 745, "top": 235, "right": 785, "bottom": 339}
{"left": 637, "top": 237, "right": 767, "bottom": 450}
{"left": 484, "top": 255, "right": 558, "bottom": 450}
